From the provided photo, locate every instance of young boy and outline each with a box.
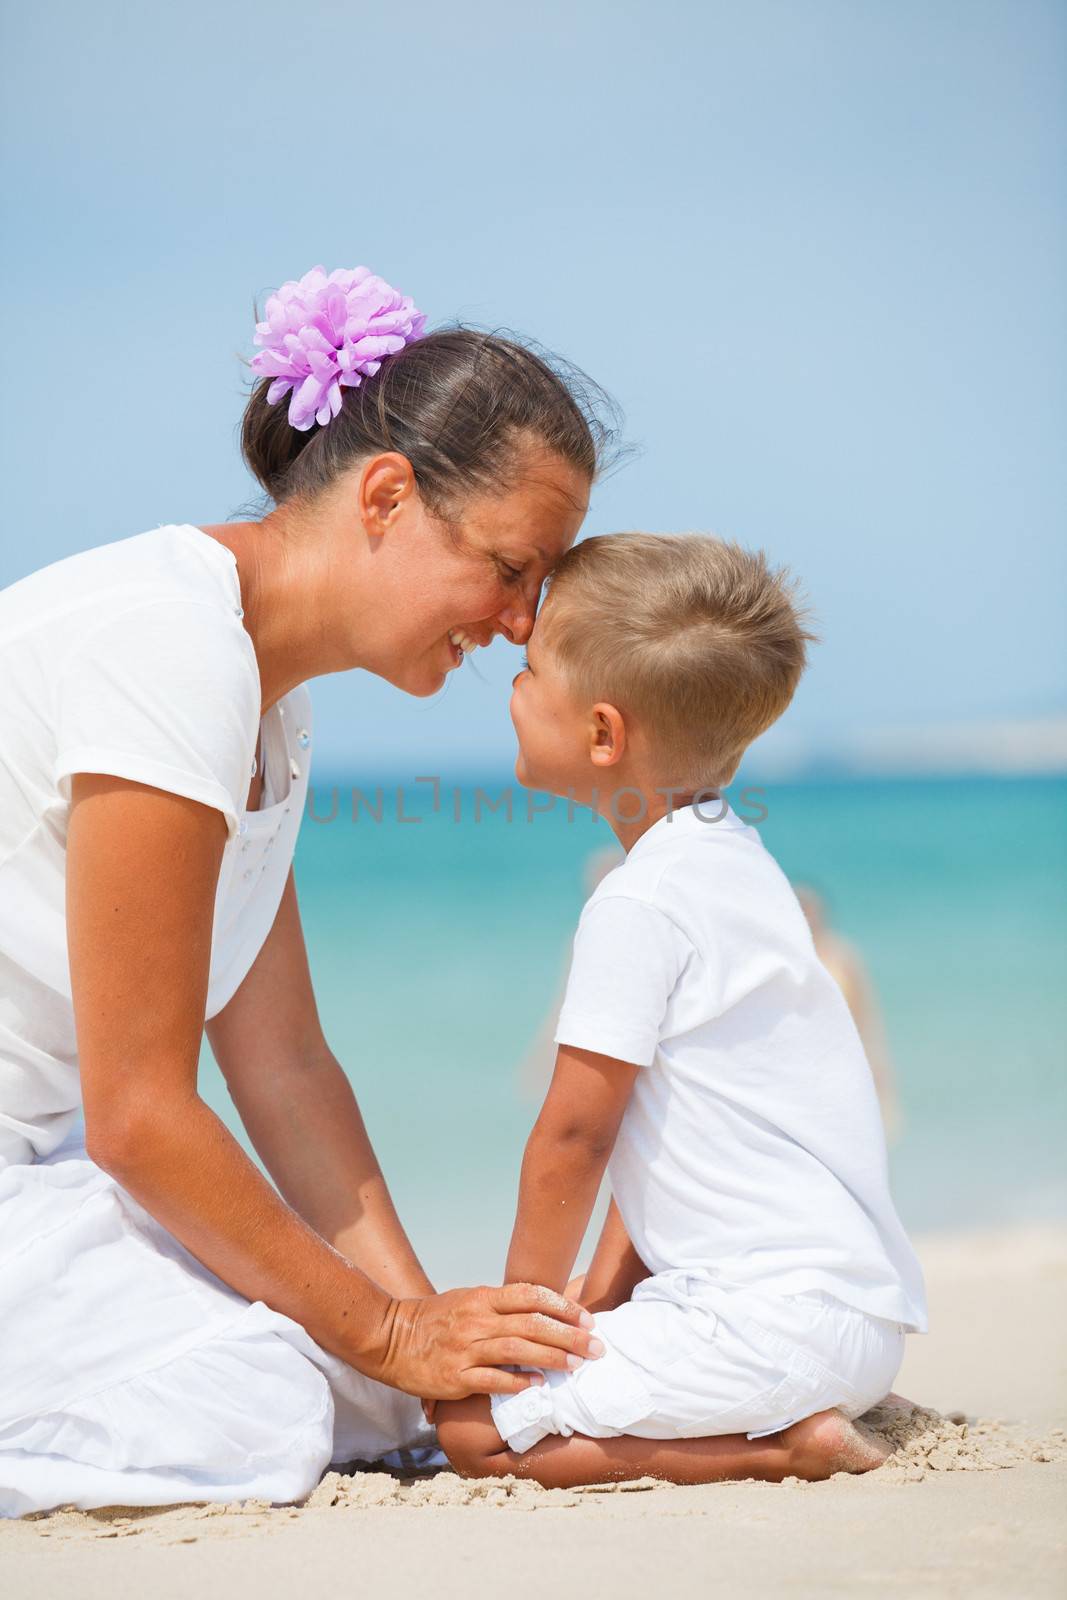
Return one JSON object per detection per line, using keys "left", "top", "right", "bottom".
{"left": 436, "top": 533, "right": 927, "bottom": 1488}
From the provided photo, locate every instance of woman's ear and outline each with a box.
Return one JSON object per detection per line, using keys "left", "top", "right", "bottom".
{"left": 589, "top": 702, "right": 627, "bottom": 767}
{"left": 357, "top": 452, "right": 417, "bottom": 540}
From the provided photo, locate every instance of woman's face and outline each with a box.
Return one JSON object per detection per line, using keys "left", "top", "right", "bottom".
{"left": 356, "top": 446, "right": 590, "bottom": 697}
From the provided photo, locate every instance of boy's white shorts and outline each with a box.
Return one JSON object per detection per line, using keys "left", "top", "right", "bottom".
{"left": 490, "top": 1269, "right": 905, "bottom": 1455}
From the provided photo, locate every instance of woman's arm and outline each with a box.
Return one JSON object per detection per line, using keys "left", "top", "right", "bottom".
{"left": 68, "top": 775, "right": 596, "bottom": 1398}
{"left": 504, "top": 1045, "right": 638, "bottom": 1294}
{"left": 206, "top": 870, "right": 433, "bottom": 1299}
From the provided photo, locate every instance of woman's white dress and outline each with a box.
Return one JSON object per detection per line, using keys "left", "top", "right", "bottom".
{"left": 0, "top": 526, "right": 428, "bottom": 1517}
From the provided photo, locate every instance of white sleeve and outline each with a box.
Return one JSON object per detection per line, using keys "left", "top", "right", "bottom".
{"left": 553, "top": 895, "right": 695, "bottom": 1067}
{"left": 53, "top": 599, "right": 261, "bottom": 839}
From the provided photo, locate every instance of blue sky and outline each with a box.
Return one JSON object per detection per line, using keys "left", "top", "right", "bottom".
{"left": 2, "top": 0, "right": 1063, "bottom": 776}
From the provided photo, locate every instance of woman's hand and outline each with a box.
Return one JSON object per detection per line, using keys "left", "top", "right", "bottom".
{"left": 379, "top": 1283, "right": 599, "bottom": 1400}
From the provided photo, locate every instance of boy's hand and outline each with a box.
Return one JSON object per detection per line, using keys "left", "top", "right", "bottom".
{"left": 574, "top": 1196, "right": 650, "bottom": 1314}
{"left": 564, "top": 1273, "right": 587, "bottom": 1306}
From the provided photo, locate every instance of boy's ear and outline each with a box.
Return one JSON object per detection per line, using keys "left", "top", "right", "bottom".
{"left": 589, "top": 702, "right": 626, "bottom": 767}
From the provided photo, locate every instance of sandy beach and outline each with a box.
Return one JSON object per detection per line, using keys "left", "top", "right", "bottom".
{"left": 5, "top": 1221, "right": 1065, "bottom": 1600}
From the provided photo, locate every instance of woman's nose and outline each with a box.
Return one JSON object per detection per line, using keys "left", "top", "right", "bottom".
{"left": 497, "top": 612, "right": 534, "bottom": 647}
{"left": 493, "top": 587, "right": 539, "bottom": 646}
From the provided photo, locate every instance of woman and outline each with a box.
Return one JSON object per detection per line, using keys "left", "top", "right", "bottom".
{"left": 0, "top": 265, "right": 611, "bottom": 1515}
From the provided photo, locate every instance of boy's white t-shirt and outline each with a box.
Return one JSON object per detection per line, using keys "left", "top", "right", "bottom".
{"left": 554, "top": 799, "right": 928, "bottom": 1332}
{"left": 0, "top": 525, "right": 311, "bottom": 1168}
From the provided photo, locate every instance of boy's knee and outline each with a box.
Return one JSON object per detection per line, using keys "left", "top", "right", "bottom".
{"left": 435, "top": 1395, "right": 505, "bottom": 1479}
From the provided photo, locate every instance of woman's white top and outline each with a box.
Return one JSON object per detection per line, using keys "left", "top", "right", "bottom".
{"left": 0, "top": 526, "right": 430, "bottom": 1515}
{"left": 0, "top": 524, "right": 311, "bottom": 1167}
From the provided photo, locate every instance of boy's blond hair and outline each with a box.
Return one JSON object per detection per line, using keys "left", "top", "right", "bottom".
{"left": 539, "top": 533, "right": 816, "bottom": 789}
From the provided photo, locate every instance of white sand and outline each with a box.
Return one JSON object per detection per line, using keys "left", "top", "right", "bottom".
{"left": 6, "top": 1222, "right": 1067, "bottom": 1599}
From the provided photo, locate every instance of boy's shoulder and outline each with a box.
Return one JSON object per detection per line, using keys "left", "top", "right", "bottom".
{"left": 591, "top": 800, "right": 762, "bottom": 901}
{"left": 581, "top": 801, "right": 796, "bottom": 955}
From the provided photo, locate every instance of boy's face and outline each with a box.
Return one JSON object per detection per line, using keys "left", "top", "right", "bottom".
{"left": 509, "top": 615, "right": 596, "bottom": 802}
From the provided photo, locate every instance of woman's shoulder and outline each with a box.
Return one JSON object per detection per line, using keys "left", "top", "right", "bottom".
{"left": 41, "top": 529, "right": 263, "bottom": 832}
{"left": 4, "top": 524, "right": 256, "bottom": 690}
{"left": 2, "top": 523, "right": 238, "bottom": 623}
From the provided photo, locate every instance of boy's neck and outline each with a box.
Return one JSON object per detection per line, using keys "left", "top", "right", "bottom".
{"left": 598, "top": 785, "right": 711, "bottom": 854}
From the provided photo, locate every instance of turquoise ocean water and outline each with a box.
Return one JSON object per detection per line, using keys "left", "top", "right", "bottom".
{"left": 199, "top": 775, "right": 1067, "bottom": 1289}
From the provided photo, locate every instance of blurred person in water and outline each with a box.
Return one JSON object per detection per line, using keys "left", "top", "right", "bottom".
{"left": 793, "top": 885, "right": 902, "bottom": 1142}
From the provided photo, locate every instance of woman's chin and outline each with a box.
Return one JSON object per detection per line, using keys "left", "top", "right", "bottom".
{"left": 390, "top": 661, "right": 450, "bottom": 699}
{"left": 410, "top": 673, "right": 448, "bottom": 699}
{"left": 381, "top": 636, "right": 463, "bottom": 698}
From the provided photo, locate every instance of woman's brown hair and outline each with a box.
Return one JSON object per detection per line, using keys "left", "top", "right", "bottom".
{"left": 241, "top": 328, "right": 621, "bottom": 511}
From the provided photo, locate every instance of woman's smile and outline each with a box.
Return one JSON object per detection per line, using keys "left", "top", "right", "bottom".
{"left": 446, "top": 628, "right": 477, "bottom": 668}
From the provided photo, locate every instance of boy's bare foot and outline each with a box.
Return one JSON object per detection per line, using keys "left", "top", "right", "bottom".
{"left": 878, "top": 1391, "right": 920, "bottom": 1411}
{"left": 782, "top": 1408, "right": 892, "bottom": 1479}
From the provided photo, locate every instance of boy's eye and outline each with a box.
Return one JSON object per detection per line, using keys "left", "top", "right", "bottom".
{"left": 520, "top": 652, "right": 530, "bottom": 672}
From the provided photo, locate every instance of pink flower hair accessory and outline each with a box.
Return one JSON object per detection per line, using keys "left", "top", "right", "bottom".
{"left": 250, "top": 265, "right": 427, "bottom": 432}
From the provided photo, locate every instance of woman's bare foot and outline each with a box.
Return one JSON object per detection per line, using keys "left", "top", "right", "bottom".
{"left": 783, "top": 1408, "right": 892, "bottom": 1479}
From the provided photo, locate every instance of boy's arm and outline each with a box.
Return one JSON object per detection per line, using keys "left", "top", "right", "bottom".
{"left": 505, "top": 1045, "right": 639, "bottom": 1294}
{"left": 578, "top": 1195, "right": 650, "bottom": 1313}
